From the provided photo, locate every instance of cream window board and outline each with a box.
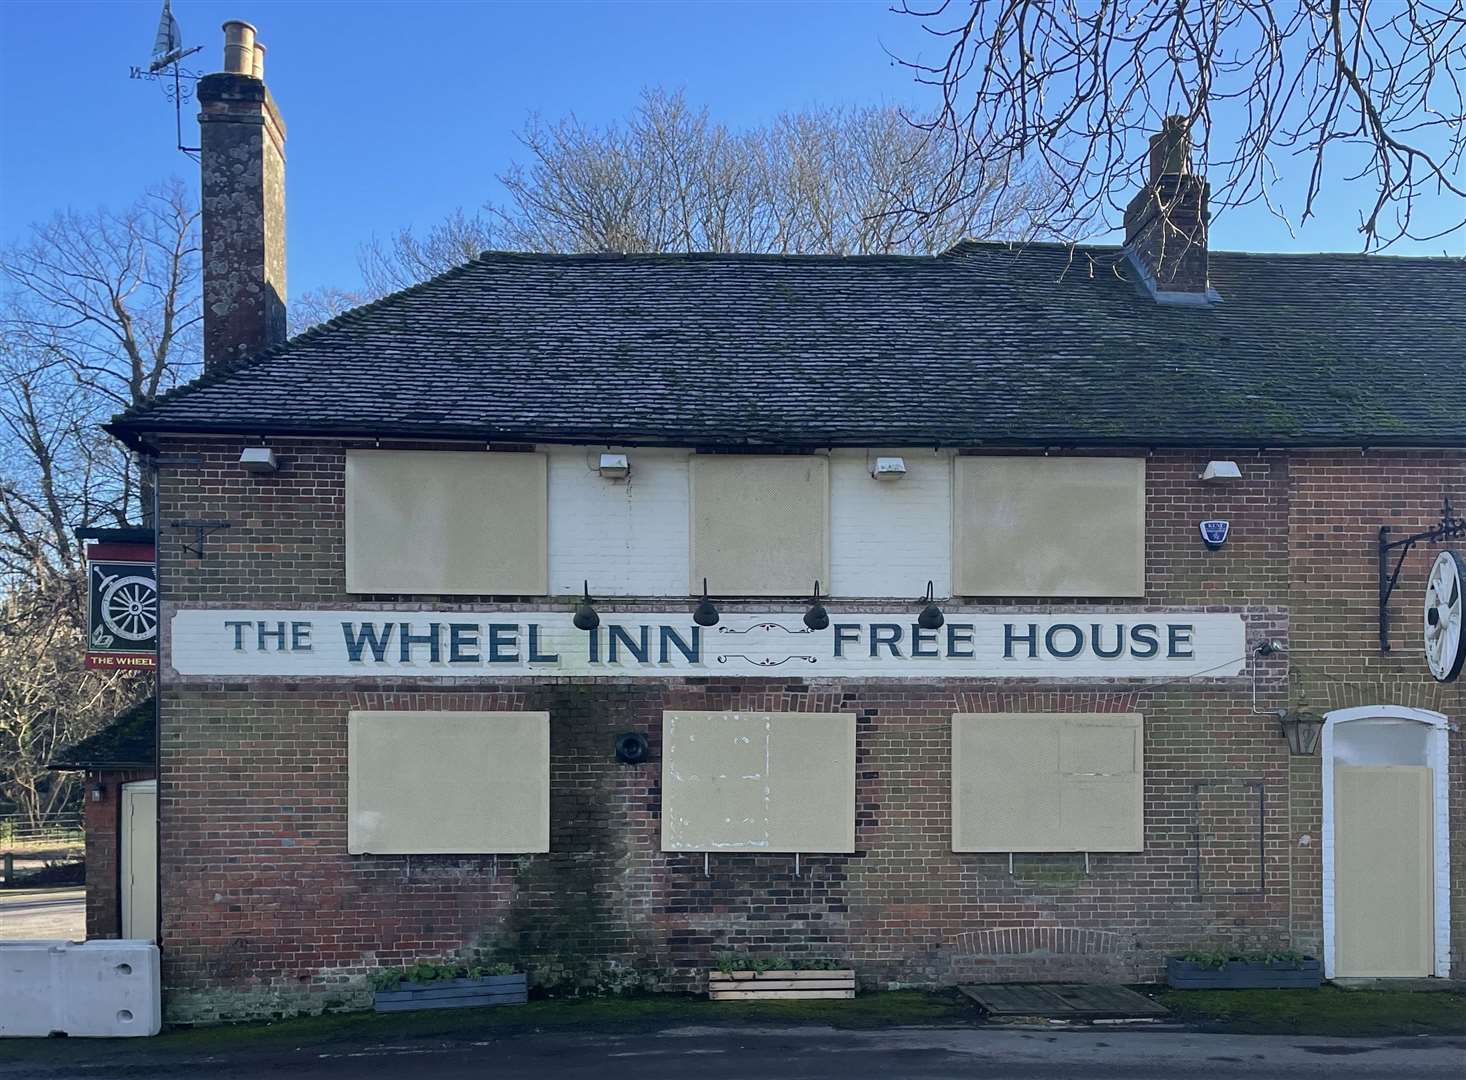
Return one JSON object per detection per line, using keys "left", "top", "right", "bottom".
{"left": 689, "top": 456, "right": 828, "bottom": 595}
{"left": 952, "top": 712, "right": 1143, "bottom": 852}
{"left": 662, "top": 711, "right": 854, "bottom": 853}
{"left": 345, "top": 450, "right": 547, "bottom": 595}
{"left": 348, "top": 710, "right": 549, "bottom": 854}
{"left": 953, "top": 456, "right": 1144, "bottom": 597}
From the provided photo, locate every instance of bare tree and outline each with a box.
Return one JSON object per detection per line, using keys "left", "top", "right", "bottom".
{"left": 360, "top": 209, "right": 503, "bottom": 297}
{"left": 0, "top": 585, "right": 141, "bottom": 828}
{"left": 290, "top": 286, "right": 370, "bottom": 335}
{"left": 891, "top": 1, "right": 1466, "bottom": 249}
{"left": 0, "top": 180, "right": 198, "bottom": 823}
{"left": 359, "top": 89, "right": 1050, "bottom": 292}
{"left": 1, "top": 178, "right": 201, "bottom": 522}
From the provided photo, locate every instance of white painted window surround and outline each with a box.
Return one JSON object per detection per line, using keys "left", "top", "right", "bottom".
{"left": 546, "top": 446, "right": 955, "bottom": 598}
{"left": 1320, "top": 705, "right": 1451, "bottom": 979}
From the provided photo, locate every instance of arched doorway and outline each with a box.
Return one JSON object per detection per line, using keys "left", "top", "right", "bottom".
{"left": 1322, "top": 706, "right": 1450, "bottom": 978}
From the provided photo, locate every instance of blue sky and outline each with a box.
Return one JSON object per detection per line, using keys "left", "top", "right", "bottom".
{"left": 2, "top": 0, "right": 1462, "bottom": 300}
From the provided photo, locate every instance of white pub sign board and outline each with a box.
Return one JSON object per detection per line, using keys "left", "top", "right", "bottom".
{"left": 170, "top": 610, "right": 1247, "bottom": 680}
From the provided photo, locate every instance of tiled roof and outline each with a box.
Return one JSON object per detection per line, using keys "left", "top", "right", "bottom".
{"left": 107, "top": 241, "right": 1466, "bottom": 449}
{"left": 47, "top": 699, "right": 155, "bottom": 771}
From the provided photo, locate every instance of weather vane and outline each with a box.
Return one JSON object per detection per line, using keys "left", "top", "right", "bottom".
{"left": 128, "top": 0, "right": 204, "bottom": 158}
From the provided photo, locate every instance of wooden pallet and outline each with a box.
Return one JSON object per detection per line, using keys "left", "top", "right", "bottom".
{"left": 708, "top": 969, "right": 856, "bottom": 1001}
{"left": 958, "top": 982, "right": 1168, "bottom": 1021}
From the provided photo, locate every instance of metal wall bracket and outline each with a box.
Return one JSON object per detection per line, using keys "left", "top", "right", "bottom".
{"left": 1378, "top": 497, "right": 1466, "bottom": 652}
{"left": 170, "top": 520, "right": 231, "bottom": 560}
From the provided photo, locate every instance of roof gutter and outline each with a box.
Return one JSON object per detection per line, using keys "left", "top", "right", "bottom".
{"left": 102, "top": 418, "right": 1466, "bottom": 454}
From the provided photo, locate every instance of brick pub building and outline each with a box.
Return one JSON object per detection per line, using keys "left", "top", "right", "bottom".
{"left": 103, "top": 24, "right": 1465, "bottom": 1021}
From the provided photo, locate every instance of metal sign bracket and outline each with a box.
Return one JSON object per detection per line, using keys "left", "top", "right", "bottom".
{"left": 170, "top": 520, "right": 231, "bottom": 560}
{"left": 1378, "top": 497, "right": 1466, "bottom": 652}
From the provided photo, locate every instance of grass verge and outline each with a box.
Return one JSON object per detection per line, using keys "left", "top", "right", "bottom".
{"left": 1154, "top": 986, "right": 1466, "bottom": 1036}
{"left": 0, "top": 990, "right": 975, "bottom": 1064}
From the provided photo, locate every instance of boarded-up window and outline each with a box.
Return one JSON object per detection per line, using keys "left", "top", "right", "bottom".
{"left": 952, "top": 713, "right": 1143, "bottom": 852}
{"left": 348, "top": 711, "right": 549, "bottom": 854}
{"left": 661, "top": 711, "right": 854, "bottom": 853}
{"left": 345, "top": 450, "right": 547, "bottom": 595}
{"left": 689, "top": 456, "right": 828, "bottom": 596}
{"left": 953, "top": 457, "right": 1144, "bottom": 597}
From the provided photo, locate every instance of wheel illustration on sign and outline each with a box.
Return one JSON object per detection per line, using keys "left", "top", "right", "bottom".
{"left": 99, "top": 575, "right": 159, "bottom": 643}
{"left": 1424, "top": 549, "right": 1465, "bottom": 682}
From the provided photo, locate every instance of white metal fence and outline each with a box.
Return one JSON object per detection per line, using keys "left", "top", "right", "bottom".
{"left": 0, "top": 813, "right": 84, "bottom": 852}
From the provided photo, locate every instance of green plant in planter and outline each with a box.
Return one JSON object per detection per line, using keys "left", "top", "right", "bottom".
{"left": 712, "top": 952, "right": 847, "bottom": 973}
{"left": 368, "top": 969, "right": 405, "bottom": 992}
{"left": 806, "top": 957, "right": 844, "bottom": 970}
{"left": 1178, "top": 949, "right": 1312, "bottom": 969}
{"left": 370, "top": 959, "right": 519, "bottom": 991}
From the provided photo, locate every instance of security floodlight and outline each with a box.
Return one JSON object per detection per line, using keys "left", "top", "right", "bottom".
{"left": 238, "top": 447, "right": 278, "bottom": 474}
{"left": 598, "top": 453, "right": 630, "bottom": 479}
{"left": 1201, "top": 460, "right": 1242, "bottom": 484}
{"left": 872, "top": 457, "right": 907, "bottom": 480}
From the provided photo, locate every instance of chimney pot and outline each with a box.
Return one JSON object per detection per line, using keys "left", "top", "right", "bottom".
{"left": 1150, "top": 115, "right": 1193, "bottom": 180}
{"left": 222, "top": 20, "right": 257, "bottom": 75}
{"left": 252, "top": 42, "right": 266, "bottom": 80}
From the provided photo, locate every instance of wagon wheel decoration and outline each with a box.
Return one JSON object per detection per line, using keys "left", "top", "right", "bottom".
{"left": 99, "top": 575, "right": 158, "bottom": 643}
{"left": 1423, "top": 550, "right": 1466, "bottom": 682}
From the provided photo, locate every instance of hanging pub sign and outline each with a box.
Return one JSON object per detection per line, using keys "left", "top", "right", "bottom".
{"left": 79, "top": 528, "right": 158, "bottom": 670}
{"left": 1424, "top": 549, "right": 1466, "bottom": 683}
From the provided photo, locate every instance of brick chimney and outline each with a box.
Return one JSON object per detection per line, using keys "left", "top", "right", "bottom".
{"left": 1123, "top": 116, "right": 1215, "bottom": 305}
{"left": 197, "top": 20, "right": 286, "bottom": 373}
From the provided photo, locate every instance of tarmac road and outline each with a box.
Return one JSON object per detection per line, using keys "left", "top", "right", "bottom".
{"left": 0, "top": 889, "right": 84, "bottom": 941}
{"left": 1, "top": 1025, "right": 1463, "bottom": 1079}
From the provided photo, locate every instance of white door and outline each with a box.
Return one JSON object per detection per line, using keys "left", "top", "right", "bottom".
{"left": 1333, "top": 766, "right": 1433, "bottom": 977}
{"left": 120, "top": 781, "right": 157, "bottom": 942}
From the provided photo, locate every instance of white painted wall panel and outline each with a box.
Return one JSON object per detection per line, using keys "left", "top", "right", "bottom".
{"left": 547, "top": 447, "right": 690, "bottom": 597}
{"left": 829, "top": 449, "right": 952, "bottom": 598}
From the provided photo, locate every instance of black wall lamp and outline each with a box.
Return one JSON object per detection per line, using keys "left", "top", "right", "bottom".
{"left": 803, "top": 580, "right": 829, "bottom": 631}
{"left": 1278, "top": 709, "right": 1325, "bottom": 756}
{"left": 573, "top": 581, "right": 600, "bottom": 631}
{"left": 693, "top": 579, "right": 720, "bottom": 627}
{"left": 918, "top": 581, "right": 944, "bottom": 630}
{"left": 1250, "top": 639, "right": 1322, "bottom": 755}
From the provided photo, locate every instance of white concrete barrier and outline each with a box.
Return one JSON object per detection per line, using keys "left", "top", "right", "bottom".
{"left": 0, "top": 940, "right": 160, "bottom": 1037}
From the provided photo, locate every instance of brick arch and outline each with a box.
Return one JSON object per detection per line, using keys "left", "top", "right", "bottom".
{"left": 951, "top": 926, "right": 1125, "bottom": 957}
{"left": 1318, "top": 680, "right": 1452, "bottom": 716}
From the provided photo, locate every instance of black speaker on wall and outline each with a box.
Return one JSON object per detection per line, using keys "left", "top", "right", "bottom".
{"left": 614, "top": 731, "right": 650, "bottom": 764}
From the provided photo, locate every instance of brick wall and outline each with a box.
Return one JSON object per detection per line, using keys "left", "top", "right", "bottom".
{"left": 83, "top": 767, "right": 155, "bottom": 940}
{"left": 151, "top": 438, "right": 1464, "bottom": 1021}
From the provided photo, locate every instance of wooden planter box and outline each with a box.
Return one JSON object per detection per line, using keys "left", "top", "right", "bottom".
{"left": 373, "top": 973, "right": 527, "bottom": 1013}
{"left": 1165, "top": 958, "right": 1321, "bottom": 990}
{"left": 708, "top": 969, "right": 855, "bottom": 1001}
